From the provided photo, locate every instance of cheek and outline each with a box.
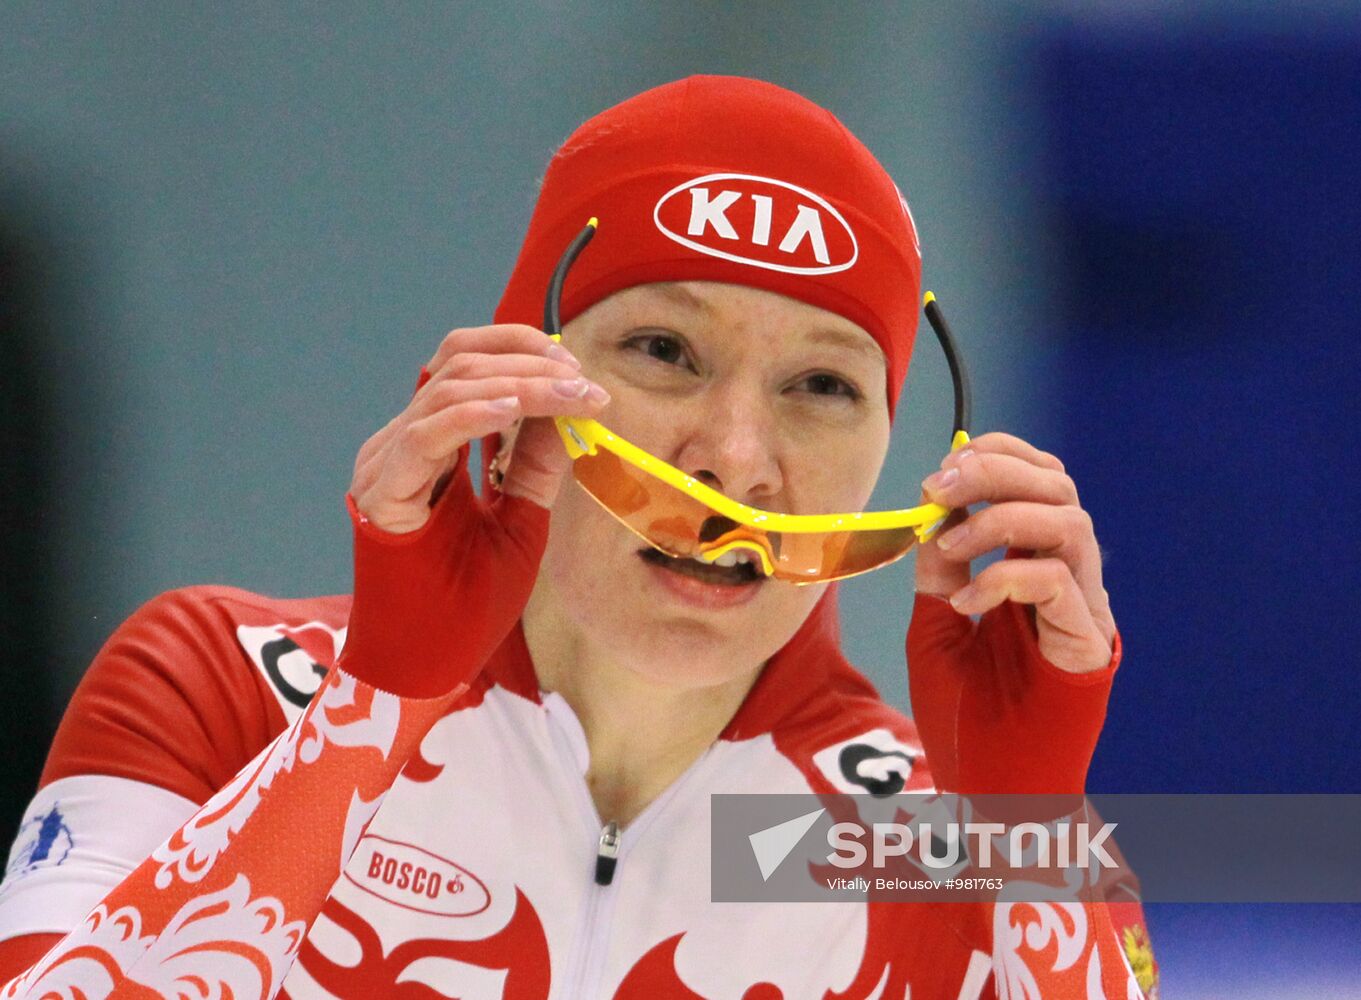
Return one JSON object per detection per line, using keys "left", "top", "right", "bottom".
{"left": 766, "top": 580, "right": 827, "bottom": 639}
{"left": 592, "top": 385, "right": 685, "bottom": 459}
{"left": 539, "top": 478, "right": 662, "bottom": 640}
{"left": 808, "top": 419, "right": 891, "bottom": 510}
{"left": 785, "top": 441, "right": 884, "bottom": 514}
{"left": 542, "top": 482, "right": 620, "bottom": 588}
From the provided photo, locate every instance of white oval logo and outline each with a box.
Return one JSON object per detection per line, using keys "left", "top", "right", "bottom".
{"left": 344, "top": 834, "right": 491, "bottom": 918}
{"left": 653, "top": 172, "right": 859, "bottom": 275}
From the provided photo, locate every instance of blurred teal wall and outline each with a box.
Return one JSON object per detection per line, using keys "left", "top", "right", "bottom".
{"left": 1, "top": 3, "right": 1054, "bottom": 713}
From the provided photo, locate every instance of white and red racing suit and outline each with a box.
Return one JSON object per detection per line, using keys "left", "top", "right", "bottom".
{"left": 0, "top": 451, "right": 1156, "bottom": 999}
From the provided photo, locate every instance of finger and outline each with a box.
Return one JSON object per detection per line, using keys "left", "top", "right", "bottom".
{"left": 413, "top": 373, "right": 611, "bottom": 421}
{"left": 922, "top": 450, "right": 1078, "bottom": 509}
{"left": 497, "top": 416, "right": 575, "bottom": 509}
{"left": 365, "top": 397, "right": 523, "bottom": 513}
{"left": 913, "top": 504, "right": 974, "bottom": 598}
{"left": 932, "top": 501, "right": 1106, "bottom": 618}
{"left": 427, "top": 324, "right": 580, "bottom": 374}
{"left": 353, "top": 388, "right": 500, "bottom": 499}
{"left": 355, "top": 372, "right": 610, "bottom": 502}
{"left": 948, "top": 556, "right": 1113, "bottom": 673}
{"left": 359, "top": 353, "right": 591, "bottom": 492}
{"left": 939, "top": 431, "right": 1065, "bottom": 474}
{"left": 353, "top": 413, "right": 403, "bottom": 485}
{"left": 420, "top": 351, "right": 585, "bottom": 400}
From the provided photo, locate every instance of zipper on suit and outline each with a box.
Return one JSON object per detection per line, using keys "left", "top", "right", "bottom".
{"left": 543, "top": 691, "right": 717, "bottom": 998}
{"left": 595, "top": 820, "right": 620, "bottom": 885}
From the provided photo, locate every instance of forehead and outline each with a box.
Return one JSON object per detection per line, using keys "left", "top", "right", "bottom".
{"left": 585, "top": 281, "right": 885, "bottom": 362}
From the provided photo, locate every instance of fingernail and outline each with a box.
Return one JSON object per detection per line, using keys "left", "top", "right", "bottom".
{"left": 942, "top": 448, "right": 975, "bottom": 469}
{"left": 949, "top": 584, "right": 977, "bottom": 610}
{"left": 936, "top": 523, "right": 969, "bottom": 551}
{"left": 922, "top": 467, "right": 959, "bottom": 492}
{"left": 489, "top": 395, "right": 519, "bottom": 412}
{"left": 547, "top": 343, "right": 581, "bottom": 369}
{"left": 553, "top": 377, "right": 590, "bottom": 398}
{"left": 585, "top": 382, "right": 611, "bottom": 404}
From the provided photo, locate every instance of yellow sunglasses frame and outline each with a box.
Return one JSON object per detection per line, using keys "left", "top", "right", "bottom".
{"left": 543, "top": 219, "right": 973, "bottom": 579}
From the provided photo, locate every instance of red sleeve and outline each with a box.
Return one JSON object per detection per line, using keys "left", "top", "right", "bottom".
{"left": 904, "top": 564, "right": 1158, "bottom": 997}
{"left": 907, "top": 594, "right": 1120, "bottom": 795}
{"left": 38, "top": 586, "right": 296, "bottom": 804}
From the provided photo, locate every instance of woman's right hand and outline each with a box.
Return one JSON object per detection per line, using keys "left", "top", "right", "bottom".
{"left": 338, "top": 324, "right": 610, "bottom": 699}
{"left": 350, "top": 324, "right": 609, "bottom": 534}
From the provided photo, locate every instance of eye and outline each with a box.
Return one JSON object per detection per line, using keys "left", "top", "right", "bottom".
{"left": 623, "top": 332, "right": 695, "bottom": 371}
{"left": 794, "top": 372, "right": 863, "bottom": 402}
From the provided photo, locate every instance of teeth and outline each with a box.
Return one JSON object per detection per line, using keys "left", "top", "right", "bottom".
{"left": 710, "top": 549, "right": 759, "bottom": 568}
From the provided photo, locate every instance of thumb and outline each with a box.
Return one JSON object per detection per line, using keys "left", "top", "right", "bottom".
{"left": 497, "top": 416, "right": 573, "bottom": 510}
{"left": 914, "top": 503, "right": 972, "bottom": 598}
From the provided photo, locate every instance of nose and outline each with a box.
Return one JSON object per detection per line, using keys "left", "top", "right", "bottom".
{"left": 672, "top": 383, "right": 784, "bottom": 506}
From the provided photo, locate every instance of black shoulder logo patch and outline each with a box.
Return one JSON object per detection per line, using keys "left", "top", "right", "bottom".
{"left": 236, "top": 622, "right": 345, "bottom": 720}
{"left": 812, "top": 728, "right": 921, "bottom": 797}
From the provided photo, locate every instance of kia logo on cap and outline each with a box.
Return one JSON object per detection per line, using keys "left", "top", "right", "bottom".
{"left": 654, "top": 173, "right": 858, "bottom": 275}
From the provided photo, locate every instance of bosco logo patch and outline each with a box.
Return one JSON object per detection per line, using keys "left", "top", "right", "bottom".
{"left": 653, "top": 173, "right": 858, "bottom": 275}
{"left": 344, "top": 834, "right": 491, "bottom": 918}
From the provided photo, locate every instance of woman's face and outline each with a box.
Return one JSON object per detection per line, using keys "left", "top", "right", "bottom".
{"left": 538, "top": 281, "right": 892, "bottom": 689}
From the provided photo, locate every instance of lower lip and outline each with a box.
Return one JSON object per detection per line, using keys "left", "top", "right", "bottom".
{"left": 640, "top": 553, "right": 764, "bottom": 610}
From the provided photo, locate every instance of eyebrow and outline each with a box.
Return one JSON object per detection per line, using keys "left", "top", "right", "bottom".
{"left": 633, "top": 284, "right": 883, "bottom": 362}
{"left": 806, "top": 326, "right": 884, "bottom": 363}
{"left": 642, "top": 282, "right": 713, "bottom": 315}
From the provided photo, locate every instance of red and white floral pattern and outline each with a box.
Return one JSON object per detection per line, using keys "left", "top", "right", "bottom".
{"left": 2, "top": 875, "right": 303, "bottom": 1000}
{"left": 152, "top": 674, "right": 401, "bottom": 890}
{"left": 3, "top": 667, "right": 449, "bottom": 1000}
{"left": 994, "top": 898, "right": 1147, "bottom": 1000}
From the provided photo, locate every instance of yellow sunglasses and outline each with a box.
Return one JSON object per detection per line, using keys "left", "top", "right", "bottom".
{"left": 541, "top": 219, "right": 972, "bottom": 585}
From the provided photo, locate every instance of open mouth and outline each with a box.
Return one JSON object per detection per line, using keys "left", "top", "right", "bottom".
{"left": 638, "top": 547, "right": 765, "bottom": 586}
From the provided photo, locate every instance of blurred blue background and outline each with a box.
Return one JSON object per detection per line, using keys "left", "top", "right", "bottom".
{"left": 2, "top": 3, "right": 1358, "bottom": 995}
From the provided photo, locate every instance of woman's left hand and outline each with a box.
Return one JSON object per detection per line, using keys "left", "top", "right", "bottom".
{"left": 914, "top": 431, "right": 1117, "bottom": 674}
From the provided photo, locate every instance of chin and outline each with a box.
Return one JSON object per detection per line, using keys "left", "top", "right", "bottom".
{"left": 612, "top": 578, "right": 819, "bottom": 692}
{"left": 604, "top": 621, "right": 771, "bottom": 692}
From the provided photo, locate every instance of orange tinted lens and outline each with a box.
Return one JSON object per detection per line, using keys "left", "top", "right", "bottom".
{"left": 570, "top": 446, "right": 711, "bottom": 555}
{"left": 763, "top": 525, "right": 920, "bottom": 583}
{"left": 571, "top": 447, "right": 920, "bottom": 583}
